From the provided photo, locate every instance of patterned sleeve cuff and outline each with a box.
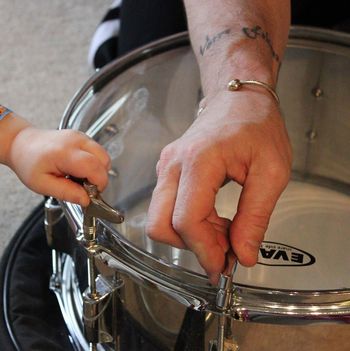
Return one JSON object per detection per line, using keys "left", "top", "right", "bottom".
{"left": 0, "top": 105, "right": 12, "bottom": 121}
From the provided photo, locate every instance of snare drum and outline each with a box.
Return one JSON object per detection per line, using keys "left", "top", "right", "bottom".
{"left": 51, "top": 27, "right": 350, "bottom": 350}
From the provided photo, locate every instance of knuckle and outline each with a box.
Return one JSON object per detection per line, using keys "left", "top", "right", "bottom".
{"left": 146, "top": 220, "right": 163, "bottom": 241}
{"left": 172, "top": 211, "right": 190, "bottom": 235}
{"left": 250, "top": 216, "right": 269, "bottom": 233}
{"left": 60, "top": 129, "right": 81, "bottom": 142}
{"left": 157, "top": 144, "right": 181, "bottom": 177}
{"left": 239, "top": 210, "right": 270, "bottom": 234}
{"left": 265, "top": 159, "right": 291, "bottom": 186}
{"left": 158, "top": 143, "right": 177, "bottom": 168}
{"left": 181, "top": 140, "right": 207, "bottom": 162}
{"left": 86, "top": 156, "right": 100, "bottom": 172}
{"left": 50, "top": 130, "right": 82, "bottom": 155}
{"left": 159, "top": 143, "right": 177, "bottom": 160}
{"left": 172, "top": 219, "right": 183, "bottom": 234}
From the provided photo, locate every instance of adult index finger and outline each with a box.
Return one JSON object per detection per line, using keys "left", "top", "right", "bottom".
{"left": 172, "top": 158, "right": 230, "bottom": 283}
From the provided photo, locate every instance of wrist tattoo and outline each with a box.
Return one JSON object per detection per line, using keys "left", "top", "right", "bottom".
{"left": 199, "top": 29, "right": 231, "bottom": 56}
{"left": 242, "top": 25, "right": 280, "bottom": 62}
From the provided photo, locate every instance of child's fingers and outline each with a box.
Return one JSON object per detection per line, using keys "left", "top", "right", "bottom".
{"left": 56, "top": 149, "right": 109, "bottom": 192}
{"left": 37, "top": 176, "right": 91, "bottom": 206}
{"left": 79, "top": 136, "right": 111, "bottom": 170}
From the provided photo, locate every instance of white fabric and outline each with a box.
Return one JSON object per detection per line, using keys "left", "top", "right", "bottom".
{"left": 88, "top": 19, "right": 120, "bottom": 66}
{"left": 111, "top": 0, "right": 122, "bottom": 9}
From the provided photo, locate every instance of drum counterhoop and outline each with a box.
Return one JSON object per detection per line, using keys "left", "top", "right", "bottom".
{"left": 49, "top": 27, "right": 350, "bottom": 350}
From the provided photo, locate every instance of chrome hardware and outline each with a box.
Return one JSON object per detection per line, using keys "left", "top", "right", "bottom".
{"left": 81, "top": 181, "right": 124, "bottom": 349}
{"left": 216, "top": 274, "right": 235, "bottom": 311}
{"left": 45, "top": 197, "right": 65, "bottom": 248}
{"left": 211, "top": 258, "right": 239, "bottom": 351}
{"left": 312, "top": 86, "right": 323, "bottom": 98}
{"left": 216, "top": 255, "right": 238, "bottom": 312}
{"left": 45, "top": 197, "right": 65, "bottom": 291}
{"left": 83, "top": 275, "right": 124, "bottom": 345}
{"left": 209, "top": 333, "right": 239, "bottom": 351}
{"left": 105, "top": 124, "right": 119, "bottom": 136}
{"left": 82, "top": 181, "right": 124, "bottom": 242}
{"left": 306, "top": 129, "right": 317, "bottom": 142}
{"left": 108, "top": 168, "right": 119, "bottom": 178}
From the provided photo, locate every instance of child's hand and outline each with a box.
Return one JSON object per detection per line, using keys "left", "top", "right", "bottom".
{"left": 8, "top": 127, "right": 111, "bottom": 206}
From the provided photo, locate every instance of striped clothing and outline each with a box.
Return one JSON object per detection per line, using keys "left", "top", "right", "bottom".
{"left": 88, "top": 0, "right": 350, "bottom": 70}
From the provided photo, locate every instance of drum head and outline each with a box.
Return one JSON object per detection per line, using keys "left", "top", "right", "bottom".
{"left": 61, "top": 27, "right": 350, "bottom": 296}
{"left": 55, "top": 28, "right": 350, "bottom": 351}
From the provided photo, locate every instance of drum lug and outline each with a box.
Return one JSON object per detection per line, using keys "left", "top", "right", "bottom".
{"left": 83, "top": 274, "right": 124, "bottom": 345}
{"left": 211, "top": 261, "right": 240, "bottom": 351}
{"left": 44, "top": 197, "right": 65, "bottom": 248}
{"left": 81, "top": 181, "right": 124, "bottom": 296}
{"left": 45, "top": 197, "right": 66, "bottom": 291}
{"left": 82, "top": 181, "right": 124, "bottom": 242}
{"left": 216, "top": 272, "right": 236, "bottom": 311}
{"left": 81, "top": 181, "right": 125, "bottom": 349}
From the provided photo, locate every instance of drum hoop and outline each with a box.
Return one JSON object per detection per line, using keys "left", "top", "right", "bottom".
{"left": 59, "top": 27, "right": 350, "bottom": 321}
{"left": 59, "top": 31, "right": 190, "bottom": 130}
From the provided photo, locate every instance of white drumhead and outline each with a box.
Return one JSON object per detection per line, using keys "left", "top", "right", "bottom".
{"left": 61, "top": 28, "right": 350, "bottom": 297}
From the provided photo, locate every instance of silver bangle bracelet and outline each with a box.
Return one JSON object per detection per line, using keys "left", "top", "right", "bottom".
{"left": 227, "top": 79, "right": 280, "bottom": 104}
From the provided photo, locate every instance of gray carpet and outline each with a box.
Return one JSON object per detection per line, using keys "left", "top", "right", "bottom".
{"left": 0, "top": 0, "right": 109, "bottom": 256}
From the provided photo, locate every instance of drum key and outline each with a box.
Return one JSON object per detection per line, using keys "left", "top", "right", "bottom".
{"left": 81, "top": 182, "right": 124, "bottom": 350}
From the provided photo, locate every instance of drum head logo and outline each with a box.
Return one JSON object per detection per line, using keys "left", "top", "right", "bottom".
{"left": 258, "top": 241, "right": 316, "bottom": 266}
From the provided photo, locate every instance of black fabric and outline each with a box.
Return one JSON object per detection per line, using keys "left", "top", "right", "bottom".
{"left": 291, "top": 0, "right": 350, "bottom": 29}
{"left": 174, "top": 308, "right": 206, "bottom": 351}
{"left": 102, "top": 6, "right": 120, "bottom": 22}
{"left": 119, "top": 311, "right": 168, "bottom": 351}
{"left": 94, "top": 36, "right": 119, "bottom": 69}
{"left": 0, "top": 202, "right": 74, "bottom": 351}
{"left": 118, "top": 0, "right": 187, "bottom": 56}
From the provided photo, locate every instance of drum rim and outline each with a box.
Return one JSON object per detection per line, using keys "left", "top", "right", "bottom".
{"left": 58, "top": 27, "right": 350, "bottom": 321}
{"left": 59, "top": 25, "right": 350, "bottom": 131}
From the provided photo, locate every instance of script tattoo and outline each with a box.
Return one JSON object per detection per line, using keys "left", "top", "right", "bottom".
{"left": 242, "top": 25, "right": 280, "bottom": 62}
{"left": 199, "top": 29, "right": 231, "bottom": 56}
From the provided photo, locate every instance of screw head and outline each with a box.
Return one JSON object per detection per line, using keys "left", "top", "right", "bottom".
{"left": 312, "top": 87, "right": 323, "bottom": 98}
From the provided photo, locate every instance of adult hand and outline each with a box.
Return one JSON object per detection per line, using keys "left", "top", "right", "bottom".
{"left": 146, "top": 89, "right": 292, "bottom": 284}
{"left": 8, "top": 128, "right": 111, "bottom": 206}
